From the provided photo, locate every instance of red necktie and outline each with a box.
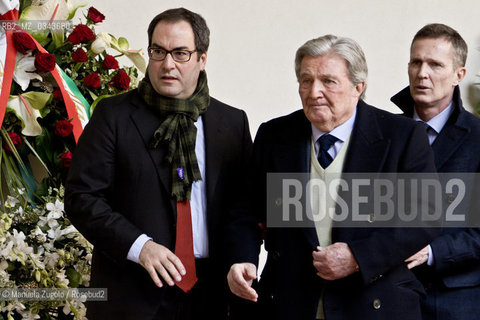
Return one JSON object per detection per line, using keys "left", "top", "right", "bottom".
{"left": 174, "top": 201, "right": 197, "bottom": 292}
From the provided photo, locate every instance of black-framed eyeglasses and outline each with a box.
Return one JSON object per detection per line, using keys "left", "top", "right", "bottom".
{"left": 147, "top": 47, "right": 198, "bottom": 62}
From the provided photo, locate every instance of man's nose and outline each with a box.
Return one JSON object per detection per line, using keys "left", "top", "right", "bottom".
{"left": 161, "top": 53, "right": 176, "bottom": 70}
{"left": 310, "top": 80, "right": 325, "bottom": 98}
{"left": 417, "top": 63, "right": 429, "bottom": 79}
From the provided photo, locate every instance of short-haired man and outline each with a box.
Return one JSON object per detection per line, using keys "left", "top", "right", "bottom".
{"left": 65, "top": 8, "right": 252, "bottom": 320}
{"left": 227, "top": 35, "right": 440, "bottom": 320}
{"left": 392, "top": 23, "right": 480, "bottom": 320}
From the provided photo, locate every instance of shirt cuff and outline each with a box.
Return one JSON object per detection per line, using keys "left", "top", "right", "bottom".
{"left": 426, "top": 244, "right": 434, "bottom": 266}
{"left": 127, "top": 234, "right": 152, "bottom": 263}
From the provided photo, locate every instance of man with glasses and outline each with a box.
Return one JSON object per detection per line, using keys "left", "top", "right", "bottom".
{"left": 65, "top": 8, "right": 252, "bottom": 320}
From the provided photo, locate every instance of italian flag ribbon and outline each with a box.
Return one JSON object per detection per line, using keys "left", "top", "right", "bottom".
{"left": 0, "top": 0, "right": 90, "bottom": 142}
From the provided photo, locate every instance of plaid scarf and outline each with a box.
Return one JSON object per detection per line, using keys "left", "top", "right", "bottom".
{"left": 138, "top": 71, "right": 210, "bottom": 201}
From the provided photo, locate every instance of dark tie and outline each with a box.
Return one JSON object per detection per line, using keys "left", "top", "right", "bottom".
{"left": 422, "top": 122, "right": 435, "bottom": 145}
{"left": 317, "top": 134, "right": 338, "bottom": 169}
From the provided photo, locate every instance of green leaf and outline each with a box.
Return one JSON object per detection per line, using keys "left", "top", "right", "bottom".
{"left": 66, "top": 267, "right": 82, "bottom": 287}
{"left": 26, "top": 30, "right": 50, "bottom": 46}
{"left": 90, "top": 94, "right": 113, "bottom": 113}
{"left": 35, "top": 128, "right": 54, "bottom": 165}
{"left": 7, "top": 261, "right": 16, "bottom": 272}
{"left": 20, "top": 0, "right": 69, "bottom": 21}
{"left": 117, "top": 37, "right": 129, "bottom": 51}
{"left": 88, "top": 89, "right": 98, "bottom": 102}
{"left": 24, "top": 139, "right": 52, "bottom": 176}
{"left": 123, "top": 50, "right": 146, "bottom": 74}
{"left": 22, "top": 92, "right": 52, "bottom": 110}
{"left": 6, "top": 93, "right": 51, "bottom": 137}
{"left": 66, "top": 0, "right": 89, "bottom": 20}
{"left": 110, "top": 35, "right": 146, "bottom": 73}
{"left": 50, "top": 28, "right": 65, "bottom": 50}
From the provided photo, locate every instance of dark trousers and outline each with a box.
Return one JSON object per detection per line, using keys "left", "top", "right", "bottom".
{"left": 153, "top": 258, "right": 228, "bottom": 320}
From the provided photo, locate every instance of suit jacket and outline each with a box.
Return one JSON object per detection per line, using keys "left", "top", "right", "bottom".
{"left": 65, "top": 89, "right": 252, "bottom": 320}
{"left": 227, "top": 100, "right": 440, "bottom": 320}
{"left": 392, "top": 86, "right": 480, "bottom": 320}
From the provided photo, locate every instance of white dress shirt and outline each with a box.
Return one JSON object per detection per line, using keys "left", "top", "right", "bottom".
{"left": 127, "top": 115, "right": 209, "bottom": 262}
{"left": 413, "top": 101, "right": 453, "bottom": 145}
{"left": 311, "top": 108, "right": 357, "bottom": 157}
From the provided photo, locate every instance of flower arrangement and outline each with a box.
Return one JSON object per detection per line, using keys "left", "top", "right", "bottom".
{"left": 0, "top": 186, "right": 92, "bottom": 320}
{"left": 0, "top": 0, "right": 145, "bottom": 318}
{"left": 2, "top": 1, "right": 145, "bottom": 200}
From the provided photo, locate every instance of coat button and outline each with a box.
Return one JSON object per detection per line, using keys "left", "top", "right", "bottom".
{"left": 373, "top": 299, "right": 381, "bottom": 309}
{"left": 447, "top": 194, "right": 455, "bottom": 203}
{"left": 271, "top": 251, "right": 281, "bottom": 260}
{"left": 275, "top": 197, "right": 282, "bottom": 206}
{"left": 368, "top": 214, "right": 375, "bottom": 223}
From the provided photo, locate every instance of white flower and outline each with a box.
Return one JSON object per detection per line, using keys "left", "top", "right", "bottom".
{"left": 47, "top": 225, "right": 76, "bottom": 239}
{"left": 5, "top": 196, "right": 20, "bottom": 208}
{"left": 0, "top": 240, "right": 13, "bottom": 257}
{"left": 44, "top": 251, "right": 60, "bottom": 268}
{"left": 12, "top": 229, "right": 34, "bottom": 256}
{"left": 91, "top": 32, "right": 112, "bottom": 54}
{"left": 17, "top": 308, "right": 40, "bottom": 320}
{"left": 56, "top": 269, "right": 70, "bottom": 286}
{"left": 31, "top": 226, "right": 47, "bottom": 243}
{"left": 13, "top": 52, "right": 42, "bottom": 90}
{"left": 46, "top": 199, "right": 64, "bottom": 219}
{"left": 0, "top": 260, "right": 8, "bottom": 271}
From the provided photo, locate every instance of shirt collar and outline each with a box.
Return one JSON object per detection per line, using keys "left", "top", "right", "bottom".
{"left": 311, "top": 108, "right": 357, "bottom": 142}
{"left": 413, "top": 101, "right": 453, "bottom": 134}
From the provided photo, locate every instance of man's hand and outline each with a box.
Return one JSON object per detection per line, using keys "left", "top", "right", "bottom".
{"left": 227, "top": 263, "right": 258, "bottom": 302}
{"left": 138, "top": 240, "right": 186, "bottom": 288}
{"left": 405, "top": 246, "right": 429, "bottom": 269}
{"left": 312, "top": 242, "right": 358, "bottom": 280}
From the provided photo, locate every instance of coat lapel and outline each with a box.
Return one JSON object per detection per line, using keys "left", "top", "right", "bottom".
{"left": 431, "top": 110, "right": 470, "bottom": 170}
{"left": 342, "top": 102, "right": 391, "bottom": 173}
{"left": 203, "top": 102, "right": 227, "bottom": 225}
{"left": 129, "top": 93, "right": 175, "bottom": 212}
{"left": 277, "top": 112, "right": 319, "bottom": 249}
{"left": 203, "top": 104, "right": 224, "bottom": 208}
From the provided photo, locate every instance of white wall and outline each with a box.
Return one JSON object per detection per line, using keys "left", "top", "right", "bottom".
{"left": 90, "top": 0, "right": 480, "bottom": 136}
{"left": 89, "top": 0, "right": 480, "bottom": 136}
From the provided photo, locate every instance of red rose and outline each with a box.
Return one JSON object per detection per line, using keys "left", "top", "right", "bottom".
{"left": 84, "top": 73, "right": 101, "bottom": 89}
{"left": 12, "top": 32, "right": 36, "bottom": 54}
{"left": 53, "top": 88, "right": 63, "bottom": 101}
{"left": 59, "top": 151, "right": 73, "bottom": 167}
{"left": 102, "top": 54, "right": 119, "bottom": 70}
{"left": 67, "top": 24, "right": 95, "bottom": 45}
{"left": 87, "top": 7, "right": 105, "bottom": 24}
{"left": 3, "top": 132, "right": 22, "bottom": 152}
{"left": 72, "top": 48, "right": 88, "bottom": 62}
{"left": 54, "top": 120, "right": 73, "bottom": 137}
{"left": 34, "top": 52, "right": 56, "bottom": 73}
{"left": 112, "top": 70, "right": 130, "bottom": 91}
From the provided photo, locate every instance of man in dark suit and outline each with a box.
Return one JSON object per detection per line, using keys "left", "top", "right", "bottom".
{"left": 392, "top": 23, "right": 480, "bottom": 320}
{"left": 65, "top": 8, "right": 252, "bottom": 320}
{"left": 226, "top": 35, "right": 440, "bottom": 320}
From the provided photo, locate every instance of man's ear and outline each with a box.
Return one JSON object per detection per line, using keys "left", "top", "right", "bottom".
{"left": 453, "top": 66, "right": 466, "bottom": 86}
{"left": 199, "top": 52, "right": 207, "bottom": 71}
{"left": 354, "top": 80, "right": 366, "bottom": 98}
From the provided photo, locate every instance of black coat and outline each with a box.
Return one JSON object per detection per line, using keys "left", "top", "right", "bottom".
{"left": 65, "top": 89, "right": 252, "bottom": 319}
{"left": 392, "top": 86, "right": 480, "bottom": 320}
{"left": 227, "top": 100, "right": 440, "bottom": 320}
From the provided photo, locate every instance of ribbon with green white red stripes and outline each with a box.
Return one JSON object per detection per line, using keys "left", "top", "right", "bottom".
{"left": 0, "top": 0, "right": 90, "bottom": 142}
